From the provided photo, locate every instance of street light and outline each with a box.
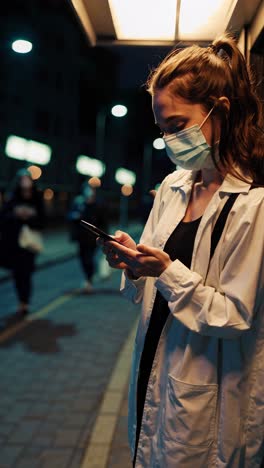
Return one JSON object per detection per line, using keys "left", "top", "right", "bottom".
{"left": 143, "top": 136, "right": 166, "bottom": 194}
{"left": 115, "top": 168, "right": 136, "bottom": 229}
{"left": 96, "top": 104, "right": 128, "bottom": 160}
{"left": 153, "top": 137, "right": 165, "bottom": 150}
{"left": 11, "top": 39, "right": 33, "bottom": 54}
{"left": 111, "top": 104, "right": 128, "bottom": 118}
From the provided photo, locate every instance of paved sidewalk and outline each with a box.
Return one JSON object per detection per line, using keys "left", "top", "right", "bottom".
{"left": 0, "top": 269, "right": 139, "bottom": 468}
{"left": 107, "top": 386, "right": 131, "bottom": 467}
{"left": 0, "top": 222, "right": 143, "bottom": 468}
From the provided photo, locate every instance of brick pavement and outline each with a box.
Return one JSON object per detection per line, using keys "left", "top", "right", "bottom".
{"left": 0, "top": 268, "right": 140, "bottom": 468}
{"left": 107, "top": 387, "right": 131, "bottom": 468}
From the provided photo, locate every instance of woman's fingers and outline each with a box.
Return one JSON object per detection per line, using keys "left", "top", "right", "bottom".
{"left": 136, "top": 244, "right": 162, "bottom": 257}
{"left": 114, "top": 231, "right": 137, "bottom": 249}
{"left": 104, "top": 245, "right": 130, "bottom": 270}
{"left": 110, "top": 241, "right": 139, "bottom": 260}
{"left": 106, "top": 253, "right": 129, "bottom": 270}
{"left": 98, "top": 237, "right": 166, "bottom": 274}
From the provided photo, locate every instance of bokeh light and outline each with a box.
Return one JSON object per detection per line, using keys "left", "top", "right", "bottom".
{"left": 12, "top": 39, "right": 33, "bottom": 54}
{"left": 88, "top": 177, "right": 101, "bottom": 188}
{"left": 153, "top": 138, "right": 165, "bottom": 150}
{"left": 121, "top": 184, "right": 133, "bottom": 196}
{"left": 27, "top": 165, "right": 42, "bottom": 180}
{"left": 111, "top": 104, "right": 128, "bottom": 118}
{"left": 44, "top": 188, "right": 54, "bottom": 201}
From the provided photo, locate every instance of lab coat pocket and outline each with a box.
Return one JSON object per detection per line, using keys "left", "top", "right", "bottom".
{"left": 164, "top": 375, "right": 218, "bottom": 447}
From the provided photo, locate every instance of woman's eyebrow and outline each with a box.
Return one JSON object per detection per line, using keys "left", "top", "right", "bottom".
{"left": 155, "top": 115, "right": 186, "bottom": 126}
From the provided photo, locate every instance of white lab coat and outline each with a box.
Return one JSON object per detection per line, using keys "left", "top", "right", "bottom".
{"left": 121, "top": 169, "right": 264, "bottom": 467}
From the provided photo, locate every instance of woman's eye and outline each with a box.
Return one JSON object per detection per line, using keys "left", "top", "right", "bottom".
{"left": 163, "top": 124, "right": 185, "bottom": 136}
{"left": 172, "top": 124, "right": 185, "bottom": 133}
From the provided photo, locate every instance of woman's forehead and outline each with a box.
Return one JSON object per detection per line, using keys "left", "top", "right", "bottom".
{"left": 152, "top": 89, "right": 199, "bottom": 122}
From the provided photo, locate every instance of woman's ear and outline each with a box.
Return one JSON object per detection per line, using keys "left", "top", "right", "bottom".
{"left": 218, "top": 96, "right": 230, "bottom": 112}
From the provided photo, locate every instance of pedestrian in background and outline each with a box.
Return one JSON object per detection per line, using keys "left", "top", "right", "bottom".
{"left": 68, "top": 183, "right": 107, "bottom": 292}
{"left": 99, "top": 34, "right": 264, "bottom": 467}
{"left": 0, "top": 169, "right": 45, "bottom": 317}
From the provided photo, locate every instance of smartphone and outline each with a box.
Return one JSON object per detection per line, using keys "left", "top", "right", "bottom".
{"left": 80, "top": 220, "right": 122, "bottom": 244}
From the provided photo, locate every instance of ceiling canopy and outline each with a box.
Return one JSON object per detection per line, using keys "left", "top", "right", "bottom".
{"left": 70, "top": 0, "right": 262, "bottom": 46}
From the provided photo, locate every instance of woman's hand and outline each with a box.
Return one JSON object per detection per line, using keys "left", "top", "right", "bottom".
{"left": 123, "top": 243, "right": 172, "bottom": 278}
{"left": 99, "top": 233, "right": 172, "bottom": 278}
{"left": 97, "top": 231, "right": 137, "bottom": 271}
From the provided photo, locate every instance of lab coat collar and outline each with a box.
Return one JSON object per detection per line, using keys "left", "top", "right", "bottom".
{"left": 169, "top": 170, "right": 252, "bottom": 195}
{"left": 169, "top": 170, "right": 196, "bottom": 191}
{"left": 219, "top": 172, "right": 252, "bottom": 194}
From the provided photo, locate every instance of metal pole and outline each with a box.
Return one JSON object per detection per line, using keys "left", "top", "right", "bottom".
{"left": 119, "top": 193, "right": 128, "bottom": 230}
{"left": 142, "top": 141, "right": 153, "bottom": 193}
{"left": 96, "top": 108, "right": 107, "bottom": 161}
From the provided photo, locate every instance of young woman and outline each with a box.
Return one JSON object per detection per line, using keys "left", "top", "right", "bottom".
{"left": 0, "top": 169, "right": 45, "bottom": 317}
{"left": 99, "top": 34, "right": 264, "bottom": 467}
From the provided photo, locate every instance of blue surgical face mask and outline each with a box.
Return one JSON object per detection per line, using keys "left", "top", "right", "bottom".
{"left": 163, "top": 107, "right": 218, "bottom": 170}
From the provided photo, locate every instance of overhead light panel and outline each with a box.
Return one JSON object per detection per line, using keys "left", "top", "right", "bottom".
{"left": 109, "top": 0, "right": 177, "bottom": 40}
{"left": 179, "top": 0, "right": 236, "bottom": 39}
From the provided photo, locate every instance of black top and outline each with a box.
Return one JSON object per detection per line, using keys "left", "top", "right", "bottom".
{"left": 134, "top": 216, "right": 202, "bottom": 460}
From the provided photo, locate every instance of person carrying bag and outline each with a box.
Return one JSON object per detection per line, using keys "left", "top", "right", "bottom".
{"left": 0, "top": 169, "right": 45, "bottom": 317}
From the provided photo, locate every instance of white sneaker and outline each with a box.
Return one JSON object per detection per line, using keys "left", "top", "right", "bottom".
{"left": 81, "top": 280, "right": 93, "bottom": 293}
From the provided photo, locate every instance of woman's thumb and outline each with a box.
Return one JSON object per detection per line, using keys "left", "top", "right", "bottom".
{"left": 114, "top": 230, "right": 132, "bottom": 244}
{"left": 115, "top": 230, "right": 126, "bottom": 239}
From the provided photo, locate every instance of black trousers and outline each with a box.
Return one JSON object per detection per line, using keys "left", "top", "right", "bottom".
{"left": 79, "top": 243, "right": 97, "bottom": 281}
{"left": 12, "top": 249, "right": 35, "bottom": 303}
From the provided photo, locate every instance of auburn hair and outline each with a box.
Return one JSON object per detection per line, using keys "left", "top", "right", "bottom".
{"left": 147, "top": 34, "right": 264, "bottom": 185}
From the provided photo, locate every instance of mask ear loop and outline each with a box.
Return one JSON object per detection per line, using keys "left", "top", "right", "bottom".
{"left": 199, "top": 105, "right": 215, "bottom": 129}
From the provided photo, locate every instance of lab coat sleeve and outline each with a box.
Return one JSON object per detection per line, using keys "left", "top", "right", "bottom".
{"left": 155, "top": 192, "right": 264, "bottom": 339}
